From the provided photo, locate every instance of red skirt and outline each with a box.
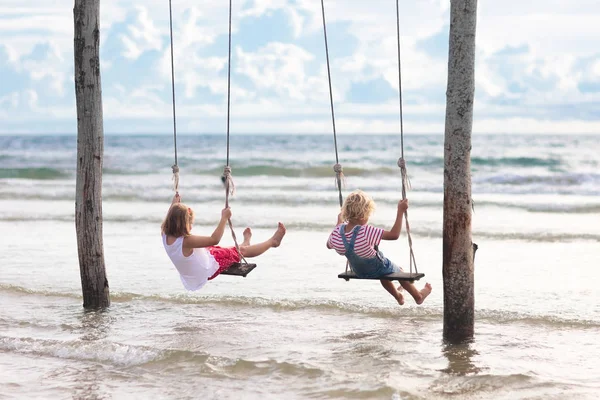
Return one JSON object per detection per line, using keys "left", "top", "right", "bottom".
{"left": 207, "top": 246, "right": 241, "bottom": 280}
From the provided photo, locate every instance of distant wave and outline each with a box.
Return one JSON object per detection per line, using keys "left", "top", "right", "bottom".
{"left": 0, "top": 165, "right": 404, "bottom": 179}
{"left": 472, "top": 156, "right": 561, "bottom": 168}
{"left": 479, "top": 172, "right": 599, "bottom": 187}
{"left": 0, "top": 156, "right": 568, "bottom": 178}
{"left": 0, "top": 215, "right": 341, "bottom": 230}
{"left": 405, "top": 156, "right": 563, "bottom": 169}
{"left": 2, "top": 161, "right": 572, "bottom": 180}
{"left": 204, "top": 165, "right": 397, "bottom": 178}
{"left": 473, "top": 199, "right": 600, "bottom": 214}
{"left": 0, "top": 167, "right": 69, "bottom": 180}
{"left": 2, "top": 284, "right": 597, "bottom": 328}
{"left": 0, "top": 214, "right": 597, "bottom": 242}
{"left": 476, "top": 231, "right": 600, "bottom": 243}
{"left": 2, "top": 184, "right": 600, "bottom": 214}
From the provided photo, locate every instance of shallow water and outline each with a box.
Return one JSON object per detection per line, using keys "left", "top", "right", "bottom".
{"left": 1, "top": 134, "right": 600, "bottom": 399}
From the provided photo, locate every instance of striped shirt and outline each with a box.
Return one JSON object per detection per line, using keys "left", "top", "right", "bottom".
{"left": 327, "top": 224, "right": 384, "bottom": 258}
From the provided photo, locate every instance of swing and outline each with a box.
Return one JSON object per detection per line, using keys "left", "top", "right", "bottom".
{"left": 320, "top": 0, "right": 424, "bottom": 283}
{"left": 220, "top": 262, "right": 257, "bottom": 277}
{"left": 338, "top": 270, "right": 424, "bottom": 282}
{"left": 167, "top": 0, "right": 256, "bottom": 277}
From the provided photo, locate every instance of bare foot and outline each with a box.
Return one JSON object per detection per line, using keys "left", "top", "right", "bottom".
{"left": 271, "top": 222, "right": 286, "bottom": 248}
{"left": 242, "top": 227, "right": 252, "bottom": 246}
{"left": 416, "top": 283, "right": 432, "bottom": 305}
{"left": 395, "top": 291, "right": 405, "bottom": 306}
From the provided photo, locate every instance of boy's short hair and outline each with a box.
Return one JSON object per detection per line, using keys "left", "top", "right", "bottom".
{"left": 341, "top": 190, "right": 375, "bottom": 222}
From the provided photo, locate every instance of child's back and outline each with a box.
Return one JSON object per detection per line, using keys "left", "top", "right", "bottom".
{"left": 327, "top": 223, "right": 383, "bottom": 258}
{"left": 162, "top": 234, "right": 219, "bottom": 291}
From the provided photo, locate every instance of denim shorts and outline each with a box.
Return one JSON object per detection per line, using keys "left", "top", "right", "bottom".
{"left": 350, "top": 251, "right": 402, "bottom": 279}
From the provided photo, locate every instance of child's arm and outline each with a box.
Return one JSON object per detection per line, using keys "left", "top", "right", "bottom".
{"left": 326, "top": 213, "right": 344, "bottom": 248}
{"left": 382, "top": 199, "right": 408, "bottom": 240}
{"left": 165, "top": 193, "right": 180, "bottom": 219}
{"left": 183, "top": 207, "right": 231, "bottom": 248}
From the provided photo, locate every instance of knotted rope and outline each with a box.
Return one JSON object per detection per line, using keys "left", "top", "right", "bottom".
{"left": 172, "top": 164, "right": 180, "bottom": 193}
{"left": 396, "top": 0, "right": 419, "bottom": 274}
{"left": 320, "top": 0, "right": 345, "bottom": 210}
{"left": 395, "top": 0, "right": 418, "bottom": 276}
{"left": 320, "top": 1, "right": 351, "bottom": 274}
{"left": 333, "top": 163, "right": 345, "bottom": 194}
{"left": 397, "top": 158, "right": 411, "bottom": 198}
{"left": 222, "top": 166, "right": 247, "bottom": 265}
{"left": 222, "top": 2, "right": 247, "bottom": 266}
{"left": 222, "top": 165, "right": 235, "bottom": 198}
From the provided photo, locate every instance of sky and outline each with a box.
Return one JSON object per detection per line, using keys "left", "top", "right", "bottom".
{"left": 0, "top": 0, "right": 599, "bottom": 135}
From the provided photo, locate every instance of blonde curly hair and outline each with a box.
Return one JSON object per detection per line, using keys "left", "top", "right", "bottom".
{"left": 341, "top": 190, "right": 375, "bottom": 222}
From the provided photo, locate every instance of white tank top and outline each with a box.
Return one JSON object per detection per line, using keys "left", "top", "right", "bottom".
{"left": 162, "top": 234, "right": 219, "bottom": 291}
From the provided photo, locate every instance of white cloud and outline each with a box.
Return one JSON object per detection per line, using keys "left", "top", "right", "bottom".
{"left": 235, "top": 42, "right": 325, "bottom": 101}
{"left": 240, "top": 0, "right": 305, "bottom": 37}
{"left": 120, "top": 6, "right": 162, "bottom": 60}
{"left": 0, "top": 0, "right": 599, "bottom": 134}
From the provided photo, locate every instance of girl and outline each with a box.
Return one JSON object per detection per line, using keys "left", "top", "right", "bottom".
{"left": 327, "top": 190, "right": 432, "bottom": 306}
{"left": 162, "top": 193, "right": 286, "bottom": 291}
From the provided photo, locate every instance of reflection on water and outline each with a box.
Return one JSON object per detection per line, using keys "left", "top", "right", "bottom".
{"left": 72, "top": 365, "right": 112, "bottom": 400}
{"left": 77, "top": 309, "right": 114, "bottom": 342}
{"left": 73, "top": 310, "right": 114, "bottom": 399}
{"left": 441, "top": 340, "right": 482, "bottom": 375}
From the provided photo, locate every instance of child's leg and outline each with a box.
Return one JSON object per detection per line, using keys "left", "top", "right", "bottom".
{"left": 380, "top": 280, "right": 404, "bottom": 306}
{"left": 239, "top": 223, "right": 286, "bottom": 258}
{"left": 399, "top": 281, "right": 432, "bottom": 305}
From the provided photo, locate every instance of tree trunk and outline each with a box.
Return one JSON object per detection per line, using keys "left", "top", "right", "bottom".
{"left": 74, "top": 0, "right": 110, "bottom": 309}
{"left": 442, "top": 0, "right": 478, "bottom": 343}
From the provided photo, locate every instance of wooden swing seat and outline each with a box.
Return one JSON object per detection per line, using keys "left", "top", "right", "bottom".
{"left": 220, "top": 263, "right": 257, "bottom": 277}
{"left": 338, "top": 270, "right": 424, "bottom": 282}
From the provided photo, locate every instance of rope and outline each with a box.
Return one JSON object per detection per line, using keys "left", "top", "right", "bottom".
{"left": 172, "top": 165, "right": 180, "bottom": 193}
{"left": 398, "top": 159, "right": 417, "bottom": 275}
{"left": 226, "top": 0, "right": 232, "bottom": 166}
{"left": 395, "top": 0, "right": 418, "bottom": 276}
{"left": 333, "top": 163, "right": 345, "bottom": 197}
{"left": 222, "top": 0, "right": 246, "bottom": 265}
{"left": 168, "top": 0, "right": 179, "bottom": 193}
{"left": 320, "top": 0, "right": 344, "bottom": 208}
{"left": 320, "top": 0, "right": 349, "bottom": 274}
{"left": 223, "top": 166, "right": 247, "bottom": 265}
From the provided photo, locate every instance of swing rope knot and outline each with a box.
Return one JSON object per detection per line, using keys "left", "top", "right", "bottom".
{"left": 223, "top": 165, "right": 236, "bottom": 197}
{"left": 397, "top": 157, "right": 411, "bottom": 194}
{"left": 333, "top": 163, "right": 346, "bottom": 190}
{"left": 171, "top": 164, "right": 180, "bottom": 192}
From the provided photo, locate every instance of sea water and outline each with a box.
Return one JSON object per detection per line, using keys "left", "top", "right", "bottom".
{"left": 1, "top": 133, "right": 599, "bottom": 399}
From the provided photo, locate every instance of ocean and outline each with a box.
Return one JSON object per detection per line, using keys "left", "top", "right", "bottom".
{"left": 1, "top": 133, "right": 599, "bottom": 399}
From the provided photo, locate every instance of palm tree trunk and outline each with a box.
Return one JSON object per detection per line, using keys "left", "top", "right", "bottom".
{"left": 74, "top": 0, "right": 110, "bottom": 309}
{"left": 443, "top": 0, "right": 478, "bottom": 343}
